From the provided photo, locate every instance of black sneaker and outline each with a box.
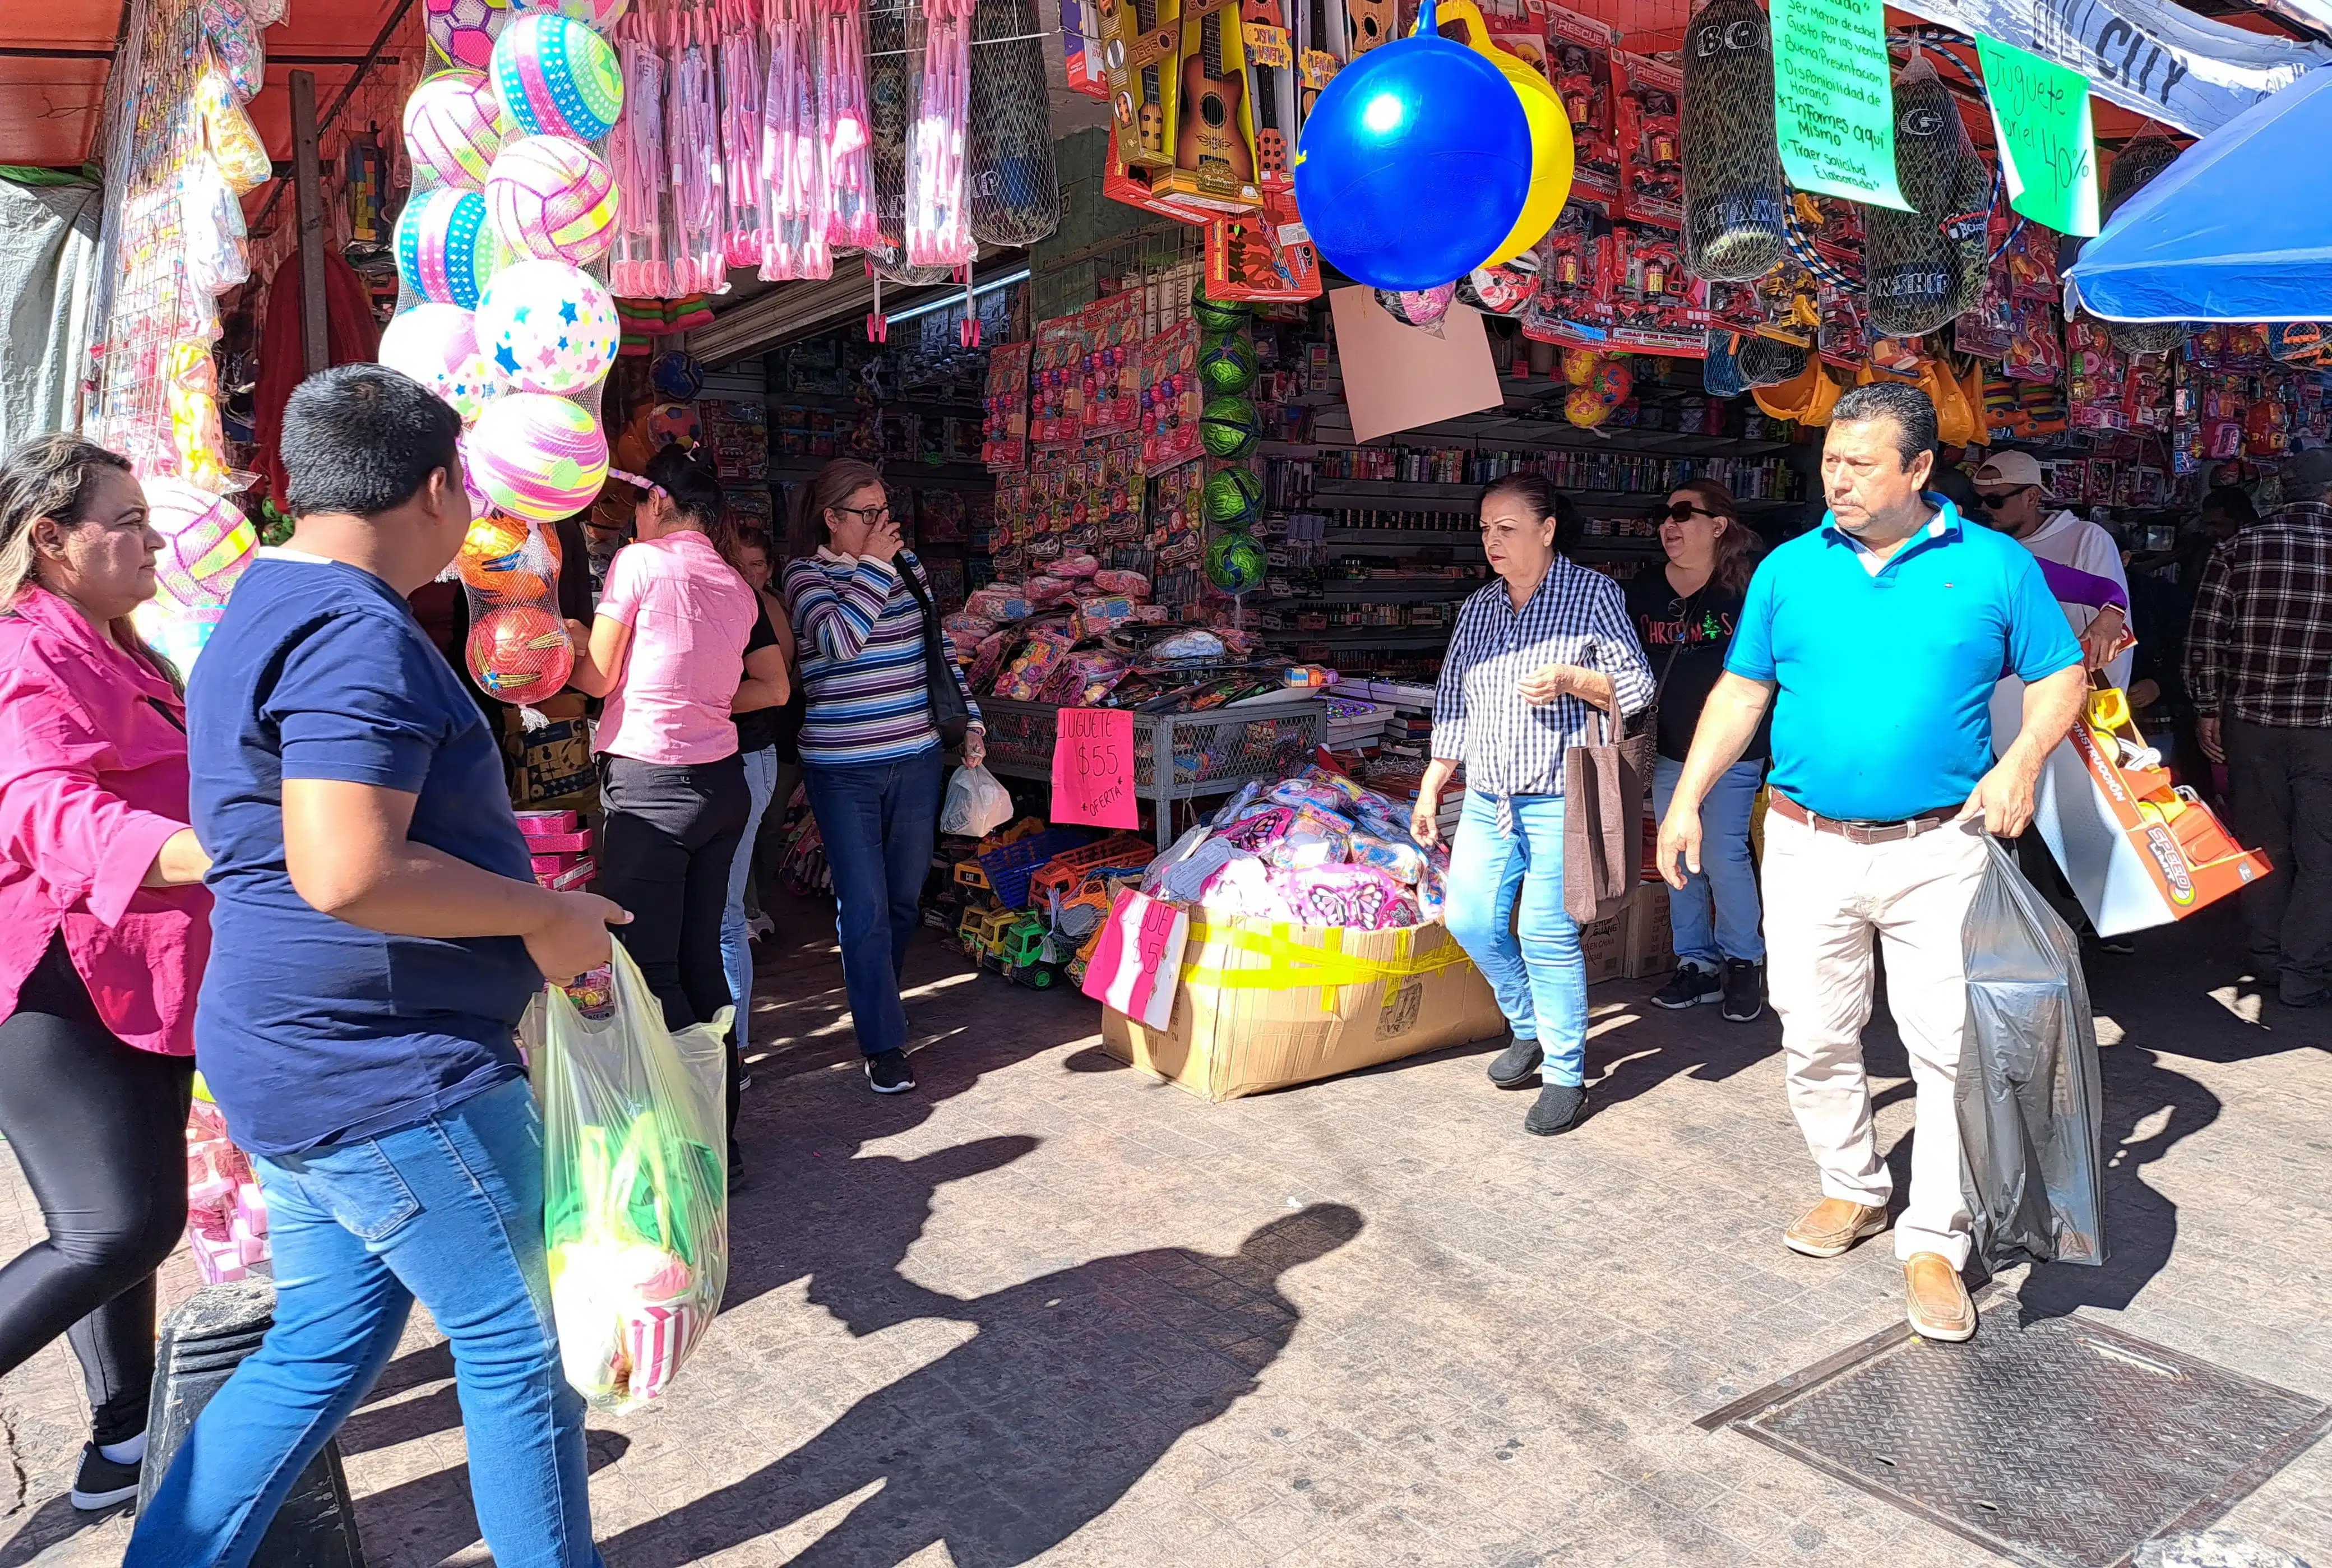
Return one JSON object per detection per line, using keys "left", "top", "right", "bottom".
{"left": 1721, "top": 959, "right": 1765, "bottom": 1023}
{"left": 1651, "top": 964, "right": 1722, "bottom": 1010}
{"left": 864, "top": 1048, "right": 917, "bottom": 1094}
{"left": 71, "top": 1442, "right": 138, "bottom": 1511}
{"left": 1486, "top": 1035, "right": 1543, "bottom": 1089}
{"left": 1524, "top": 1083, "right": 1588, "bottom": 1136}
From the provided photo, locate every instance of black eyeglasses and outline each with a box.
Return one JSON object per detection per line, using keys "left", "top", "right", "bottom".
{"left": 1659, "top": 502, "right": 1718, "bottom": 524}
{"left": 831, "top": 503, "right": 893, "bottom": 526}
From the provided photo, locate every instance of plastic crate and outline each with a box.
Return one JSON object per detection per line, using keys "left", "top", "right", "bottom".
{"left": 976, "top": 826, "right": 1095, "bottom": 909}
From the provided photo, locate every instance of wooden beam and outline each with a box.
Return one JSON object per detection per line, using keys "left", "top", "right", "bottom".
{"left": 290, "top": 70, "right": 329, "bottom": 376}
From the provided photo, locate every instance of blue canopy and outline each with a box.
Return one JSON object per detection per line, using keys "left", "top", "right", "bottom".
{"left": 2066, "top": 66, "right": 2332, "bottom": 323}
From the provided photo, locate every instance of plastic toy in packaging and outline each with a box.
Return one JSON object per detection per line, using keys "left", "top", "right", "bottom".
{"left": 982, "top": 338, "right": 1031, "bottom": 469}
{"left": 1028, "top": 316, "right": 1090, "bottom": 447}
{"left": 1080, "top": 294, "right": 1144, "bottom": 437}
{"left": 165, "top": 341, "right": 233, "bottom": 489}
{"left": 906, "top": 0, "right": 976, "bottom": 267}
{"left": 197, "top": 68, "right": 274, "bottom": 194}
{"left": 1549, "top": 4, "right": 1622, "bottom": 197}
{"left": 2006, "top": 222, "right": 2061, "bottom": 303}
{"left": 2004, "top": 298, "right": 2064, "bottom": 384}
{"left": 608, "top": 30, "right": 673, "bottom": 296}
{"left": 818, "top": 0, "right": 879, "bottom": 249}
{"left": 715, "top": 7, "right": 768, "bottom": 271}
{"left": 760, "top": 0, "right": 832, "bottom": 281}
{"left": 180, "top": 155, "right": 251, "bottom": 299}
{"left": 665, "top": 12, "right": 730, "bottom": 294}
{"left": 1140, "top": 320, "right": 1204, "bottom": 474}
{"left": 200, "top": 0, "right": 266, "bottom": 100}
{"left": 1613, "top": 53, "right": 1682, "bottom": 227}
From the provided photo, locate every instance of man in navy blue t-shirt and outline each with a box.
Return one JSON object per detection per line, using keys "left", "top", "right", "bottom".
{"left": 131, "top": 366, "right": 621, "bottom": 1568}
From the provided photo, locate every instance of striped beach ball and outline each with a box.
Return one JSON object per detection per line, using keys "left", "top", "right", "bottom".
{"left": 469, "top": 392, "right": 609, "bottom": 522}
{"left": 475, "top": 259, "right": 618, "bottom": 396}
{"left": 394, "top": 187, "right": 501, "bottom": 309}
{"left": 491, "top": 13, "right": 623, "bottom": 142}
{"left": 486, "top": 135, "right": 617, "bottom": 263}
{"left": 402, "top": 71, "right": 502, "bottom": 191}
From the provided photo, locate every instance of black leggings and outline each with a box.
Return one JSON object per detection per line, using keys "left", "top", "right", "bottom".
{"left": 600, "top": 753, "right": 749, "bottom": 1139}
{"left": 0, "top": 937, "right": 194, "bottom": 1445}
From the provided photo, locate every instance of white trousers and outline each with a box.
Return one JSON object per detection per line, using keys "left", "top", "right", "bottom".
{"left": 1761, "top": 808, "right": 1991, "bottom": 1268}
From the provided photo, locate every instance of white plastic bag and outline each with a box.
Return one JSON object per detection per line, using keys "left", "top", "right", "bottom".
{"left": 940, "top": 764, "right": 1014, "bottom": 836}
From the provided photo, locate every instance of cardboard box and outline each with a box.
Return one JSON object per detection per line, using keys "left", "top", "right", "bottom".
{"left": 1578, "top": 904, "right": 1627, "bottom": 985}
{"left": 1102, "top": 913, "right": 1504, "bottom": 1100}
{"left": 1623, "top": 880, "right": 1673, "bottom": 979}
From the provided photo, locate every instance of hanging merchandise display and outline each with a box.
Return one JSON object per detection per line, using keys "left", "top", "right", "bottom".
{"left": 758, "top": 0, "right": 830, "bottom": 281}
{"left": 716, "top": 1, "right": 769, "bottom": 270}
{"left": 664, "top": 7, "right": 732, "bottom": 294}
{"left": 1861, "top": 55, "right": 1990, "bottom": 339}
{"left": 820, "top": 0, "right": 881, "bottom": 250}
{"left": 608, "top": 15, "right": 672, "bottom": 295}
{"left": 966, "top": 0, "right": 1064, "bottom": 247}
{"left": 1678, "top": 0, "right": 1785, "bottom": 283}
{"left": 908, "top": 0, "right": 979, "bottom": 265}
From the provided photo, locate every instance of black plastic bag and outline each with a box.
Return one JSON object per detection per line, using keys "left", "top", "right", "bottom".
{"left": 1956, "top": 839, "right": 2107, "bottom": 1270}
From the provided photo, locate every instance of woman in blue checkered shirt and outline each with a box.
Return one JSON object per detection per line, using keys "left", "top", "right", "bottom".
{"left": 1414, "top": 474, "right": 1655, "bottom": 1137}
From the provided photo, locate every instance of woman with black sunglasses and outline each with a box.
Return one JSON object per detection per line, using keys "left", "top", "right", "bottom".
{"left": 1627, "top": 480, "right": 1770, "bottom": 1021}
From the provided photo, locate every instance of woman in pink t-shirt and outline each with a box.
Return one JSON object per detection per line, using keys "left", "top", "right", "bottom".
{"left": 567, "top": 446, "right": 785, "bottom": 1176}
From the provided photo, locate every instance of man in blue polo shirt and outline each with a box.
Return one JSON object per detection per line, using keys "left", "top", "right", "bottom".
{"left": 1655, "top": 382, "right": 2085, "bottom": 1344}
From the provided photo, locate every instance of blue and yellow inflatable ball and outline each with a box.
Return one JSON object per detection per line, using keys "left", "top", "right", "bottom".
{"left": 1294, "top": 0, "right": 1571, "bottom": 292}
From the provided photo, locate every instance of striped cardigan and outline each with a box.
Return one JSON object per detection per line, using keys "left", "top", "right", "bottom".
{"left": 780, "top": 548, "right": 983, "bottom": 767}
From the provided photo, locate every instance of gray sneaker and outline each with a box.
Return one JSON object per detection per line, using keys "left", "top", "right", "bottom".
{"left": 1487, "top": 1035, "right": 1543, "bottom": 1089}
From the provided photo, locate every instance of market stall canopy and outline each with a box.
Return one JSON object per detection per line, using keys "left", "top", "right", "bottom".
{"left": 1, "top": 0, "right": 409, "bottom": 170}
{"left": 2066, "top": 62, "right": 2332, "bottom": 322}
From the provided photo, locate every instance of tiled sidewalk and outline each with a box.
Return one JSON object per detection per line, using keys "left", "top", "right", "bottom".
{"left": 3, "top": 897, "right": 2326, "bottom": 1567}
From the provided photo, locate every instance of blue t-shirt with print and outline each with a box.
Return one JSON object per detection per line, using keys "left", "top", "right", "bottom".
{"left": 187, "top": 554, "right": 541, "bottom": 1155}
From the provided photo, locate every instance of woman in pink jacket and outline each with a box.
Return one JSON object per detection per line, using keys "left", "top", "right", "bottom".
{"left": 0, "top": 436, "right": 212, "bottom": 1511}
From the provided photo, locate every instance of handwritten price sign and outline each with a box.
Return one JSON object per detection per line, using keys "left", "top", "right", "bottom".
{"left": 1052, "top": 707, "right": 1139, "bottom": 829}
{"left": 1771, "top": 0, "right": 1910, "bottom": 211}
{"left": 1977, "top": 35, "right": 2100, "bottom": 237}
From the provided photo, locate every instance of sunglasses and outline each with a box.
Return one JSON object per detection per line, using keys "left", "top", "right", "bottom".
{"left": 1975, "top": 486, "right": 2032, "bottom": 506}
{"left": 1658, "top": 502, "right": 1719, "bottom": 524}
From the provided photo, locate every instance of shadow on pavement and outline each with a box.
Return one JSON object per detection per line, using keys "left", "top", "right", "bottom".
{"left": 602, "top": 1204, "right": 1364, "bottom": 1568}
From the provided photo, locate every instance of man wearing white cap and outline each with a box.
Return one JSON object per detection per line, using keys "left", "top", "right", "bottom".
{"left": 1971, "top": 450, "right": 2134, "bottom": 689}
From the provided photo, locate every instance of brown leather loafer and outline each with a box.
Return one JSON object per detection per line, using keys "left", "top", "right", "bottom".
{"left": 1903, "top": 1253, "right": 1977, "bottom": 1342}
{"left": 1783, "top": 1198, "right": 1889, "bottom": 1258}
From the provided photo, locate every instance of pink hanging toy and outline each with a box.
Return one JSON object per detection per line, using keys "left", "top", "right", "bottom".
{"left": 818, "top": 0, "right": 877, "bottom": 250}
{"left": 759, "top": 0, "right": 832, "bottom": 280}
{"left": 906, "top": 0, "right": 976, "bottom": 269}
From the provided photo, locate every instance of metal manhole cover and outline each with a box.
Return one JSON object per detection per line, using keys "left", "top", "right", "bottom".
{"left": 1699, "top": 1299, "right": 2331, "bottom": 1568}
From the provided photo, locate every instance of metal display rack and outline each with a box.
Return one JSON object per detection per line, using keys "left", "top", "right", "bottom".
{"left": 977, "top": 695, "right": 1326, "bottom": 851}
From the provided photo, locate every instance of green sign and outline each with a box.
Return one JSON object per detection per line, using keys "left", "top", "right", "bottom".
{"left": 1771, "top": 0, "right": 1911, "bottom": 212}
{"left": 1977, "top": 35, "right": 2101, "bottom": 237}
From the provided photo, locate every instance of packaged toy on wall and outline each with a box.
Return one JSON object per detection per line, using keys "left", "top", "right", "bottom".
{"left": 1099, "top": 0, "right": 1183, "bottom": 171}
{"left": 1549, "top": 4, "right": 1622, "bottom": 198}
{"left": 1161, "top": 0, "right": 1264, "bottom": 211}
{"left": 1082, "top": 294, "right": 1146, "bottom": 437}
{"left": 1029, "top": 315, "right": 1090, "bottom": 446}
{"left": 1205, "top": 198, "right": 1322, "bottom": 302}
{"left": 1240, "top": 0, "right": 1297, "bottom": 183}
{"left": 1603, "top": 225, "right": 1706, "bottom": 357}
{"left": 1141, "top": 318, "right": 1206, "bottom": 473}
{"left": 1613, "top": 53, "right": 1681, "bottom": 228}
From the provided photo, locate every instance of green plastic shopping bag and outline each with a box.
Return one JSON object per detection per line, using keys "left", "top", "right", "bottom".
{"left": 531, "top": 943, "right": 731, "bottom": 1413}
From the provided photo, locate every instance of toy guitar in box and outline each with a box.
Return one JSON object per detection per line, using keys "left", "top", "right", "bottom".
{"left": 1162, "top": 0, "right": 1264, "bottom": 210}
{"left": 1345, "top": 0, "right": 1396, "bottom": 53}
{"left": 2024, "top": 671, "right": 2271, "bottom": 937}
{"left": 1099, "top": 0, "right": 1184, "bottom": 169}
{"left": 1241, "top": 0, "right": 1297, "bottom": 183}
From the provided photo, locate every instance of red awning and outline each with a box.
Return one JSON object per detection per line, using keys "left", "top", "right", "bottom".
{"left": 0, "top": 0, "right": 411, "bottom": 168}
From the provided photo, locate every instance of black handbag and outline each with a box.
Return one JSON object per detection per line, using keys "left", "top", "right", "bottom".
{"left": 896, "top": 556, "right": 972, "bottom": 748}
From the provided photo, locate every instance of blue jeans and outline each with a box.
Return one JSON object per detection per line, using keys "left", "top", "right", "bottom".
{"left": 1442, "top": 790, "right": 1590, "bottom": 1086}
{"left": 802, "top": 748, "right": 944, "bottom": 1058}
{"left": 721, "top": 745, "right": 780, "bottom": 1058}
{"left": 1651, "top": 756, "right": 1766, "bottom": 969}
{"left": 127, "top": 1080, "right": 600, "bottom": 1568}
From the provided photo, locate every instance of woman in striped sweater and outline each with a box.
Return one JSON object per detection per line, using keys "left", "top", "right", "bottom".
{"left": 780, "top": 460, "right": 984, "bottom": 1095}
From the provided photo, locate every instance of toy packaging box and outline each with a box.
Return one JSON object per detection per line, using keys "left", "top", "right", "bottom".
{"left": 1240, "top": 0, "right": 1298, "bottom": 184}
{"left": 1205, "top": 188, "right": 1322, "bottom": 302}
{"left": 1158, "top": 0, "right": 1266, "bottom": 211}
{"left": 1101, "top": 0, "right": 1185, "bottom": 170}
{"left": 1996, "top": 678, "right": 2272, "bottom": 937}
{"left": 1548, "top": 4, "right": 1623, "bottom": 198}
{"left": 1101, "top": 911, "right": 1503, "bottom": 1100}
